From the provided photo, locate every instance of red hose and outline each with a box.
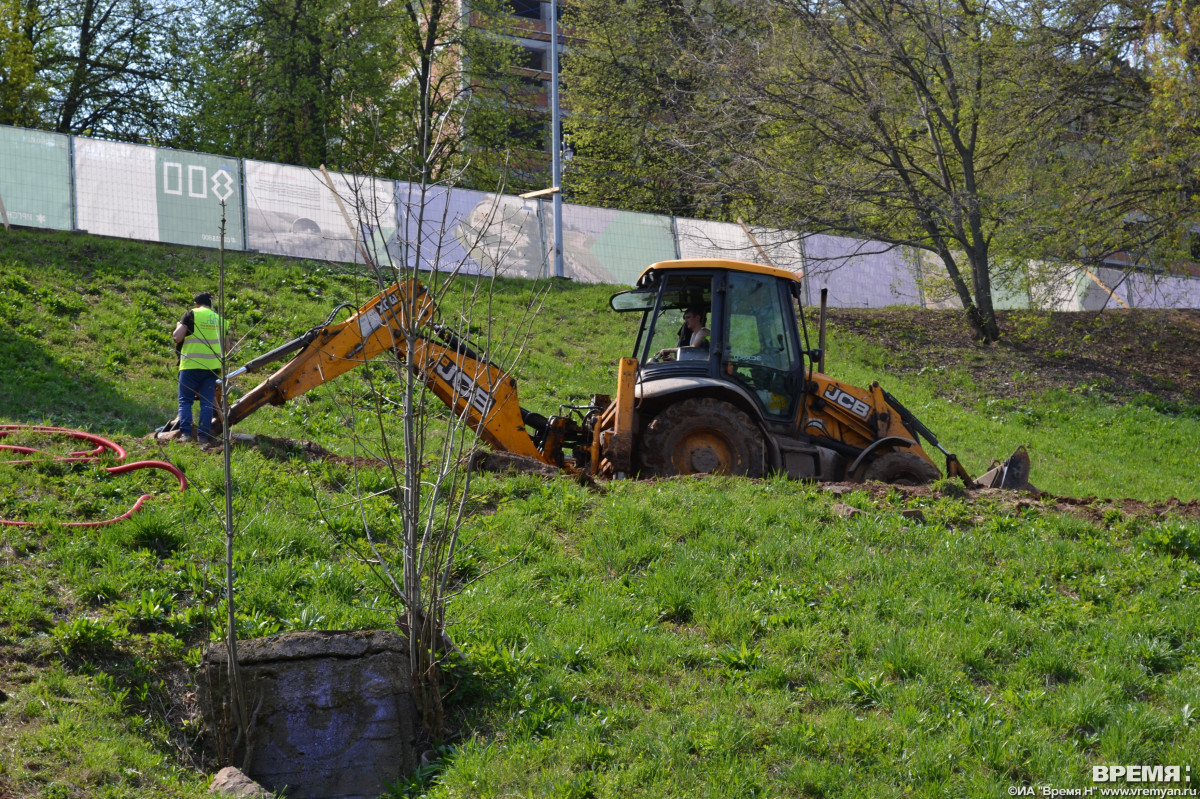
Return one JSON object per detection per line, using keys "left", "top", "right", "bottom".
{"left": 0, "top": 425, "right": 188, "bottom": 528}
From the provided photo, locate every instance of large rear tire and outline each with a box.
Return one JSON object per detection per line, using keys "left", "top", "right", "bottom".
{"left": 860, "top": 450, "right": 940, "bottom": 486}
{"left": 638, "top": 398, "right": 765, "bottom": 478}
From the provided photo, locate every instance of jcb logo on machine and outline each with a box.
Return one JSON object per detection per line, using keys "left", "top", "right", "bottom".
{"left": 823, "top": 386, "right": 870, "bottom": 420}
{"left": 357, "top": 287, "right": 405, "bottom": 339}
{"left": 435, "top": 356, "right": 493, "bottom": 416}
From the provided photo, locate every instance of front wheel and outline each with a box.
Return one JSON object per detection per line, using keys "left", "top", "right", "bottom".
{"left": 638, "top": 398, "right": 765, "bottom": 478}
{"left": 859, "top": 450, "right": 940, "bottom": 486}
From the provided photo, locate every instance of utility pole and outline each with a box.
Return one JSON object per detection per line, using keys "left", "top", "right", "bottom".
{"left": 549, "top": 0, "right": 564, "bottom": 278}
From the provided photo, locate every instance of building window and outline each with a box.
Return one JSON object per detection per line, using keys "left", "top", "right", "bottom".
{"left": 512, "top": 119, "right": 547, "bottom": 151}
{"left": 518, "top": 46, "right": 546, "bottom": 73}
{"left": 513, "top": 45, "right": 547, "bottom": 88}
{"left": 509, "top": 0, "right": 542, "bottom": 20}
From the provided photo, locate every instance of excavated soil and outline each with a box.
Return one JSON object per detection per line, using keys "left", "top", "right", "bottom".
{"left": 820, "top": 307, "right": 1200, "bottom": 519}
{"left": 833, "top": 481, "right": 1200, "bottom": 523}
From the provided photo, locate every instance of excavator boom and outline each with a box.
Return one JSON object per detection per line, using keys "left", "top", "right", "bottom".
{"left": 209, "top": 281, "right": 553, "bottom": 464}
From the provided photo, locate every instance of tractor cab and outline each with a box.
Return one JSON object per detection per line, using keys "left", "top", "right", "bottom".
{"left": 610, "top": 259, "right": 809, "bottom": 435}
{"left": 601, "top": 258, "right": 1010, "bottom": 485}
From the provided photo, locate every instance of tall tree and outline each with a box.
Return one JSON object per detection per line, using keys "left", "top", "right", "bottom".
{"left": 185, "top": 0, "right": 399, "bottom": 170}
{"left": 1094, "top": 0, "right": 1200, "bottom": 270}
{"left": 0, "top": 0, "right": 48, "bottom": 126}
{"left": 185, "top": 0, "right": 525, "bottom": 185}
{"left": 995, "top": 1, "right": 1185, "bottom": 282}
{"left": 568, "top": 0, "right": 1166, "bottom": 339}
{"left": 561, "top": 0, "right": 717, "bottom": 216}
{"left": 8, "top": 0, "right": 194, "bottom": 140}
{"left": 389, "top": 0, "right": 526, "bottom": 187}
{"left": 674, "top": 0, "right": 1155, "bottom": 341}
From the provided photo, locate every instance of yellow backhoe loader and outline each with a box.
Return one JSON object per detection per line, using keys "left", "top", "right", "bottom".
{"left": 162, "top": 259, "right": 1032, "bottom": 490}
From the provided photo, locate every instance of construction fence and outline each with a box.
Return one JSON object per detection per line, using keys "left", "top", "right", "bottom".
{"left": 3, "top": 124, "right": 1199, "bottom": 310}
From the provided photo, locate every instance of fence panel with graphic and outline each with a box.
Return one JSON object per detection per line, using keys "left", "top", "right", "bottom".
{"left": 2, "top": 124, "right": 1199, "bottom": 309}
{"left": 74, "top": 139, "right": 243, "bottom": 249}
{"left": 245, "top": 161, "right": 393, "bottom": 264}
{"left": 1126, "top": 271, "right": 1200, "bottom": 309}
{"left": 395, "top": 185, "right": 543, "bottom": 278}
{"left": 0, "top": 126, "right": 72, "bottom": 231}
{"left": 801, "top": 235, "right": 922, "bottom": 308}
{"left": 559, "top": 203, "right": 678, "bottom": 285}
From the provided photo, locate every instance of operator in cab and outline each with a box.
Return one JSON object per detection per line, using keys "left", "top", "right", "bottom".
{"left": 655, "top": 306, "right": 710, "bottom": 361}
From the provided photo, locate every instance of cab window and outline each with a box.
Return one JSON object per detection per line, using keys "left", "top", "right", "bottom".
{"left": 640, "top": 274, "right": 712, "bottom": 362}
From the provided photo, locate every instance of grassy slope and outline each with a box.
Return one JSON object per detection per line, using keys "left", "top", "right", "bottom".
{"left": 0, "top": 228, "right": 1198, "bottom": 798}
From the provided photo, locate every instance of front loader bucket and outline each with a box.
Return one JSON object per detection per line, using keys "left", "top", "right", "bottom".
{"left": 973, "top": 446, "right": 1038, "bottom": 493}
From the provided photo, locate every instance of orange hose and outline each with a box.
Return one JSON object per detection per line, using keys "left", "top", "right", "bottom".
{"left": 0, "top": 425, "right": 188, "bottom": 528}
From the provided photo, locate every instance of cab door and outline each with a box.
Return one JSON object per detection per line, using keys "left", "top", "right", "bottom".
{"left": 720, "top": 271, "right": 803, "bottom": 424}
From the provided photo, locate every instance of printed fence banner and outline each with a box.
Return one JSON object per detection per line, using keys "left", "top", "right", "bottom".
{"left": 804, "top": 234, "right": 923, "bottom": 308}
{"left": 0, "top": 126, "right": 72, "bottom": 231}
{"left": 245, "top": 161, "right": 389, "bottom": 263}
{"left": 157, "top": 150, "right": 242, "bottom": 249}
{"left": 74, "top": 139, "right": 242, "bottom": 248}
{"left": 1126, "top": 271, "right": 1200, "bottom": 309}
{"left": 738, "top": 226, "right": 806, "bottom": 274}
{"left": 2, "top": 123, "right": 1197, "bottom": 307}
{"left": 675, "top": 218, "right": 758, "bottom": 262}
{"left": 74, "top": 140, "right": 158, "bottom": 241}
{"left": 558, "top": 204, "right": 677, "bottom": 285}
{"left": 1075, "top": 266, "right": 1131, "bottom": 311}
{"left": 330, "top": 170, "right": 395, "bottom": 267}
{"left": 394, "top": 183, "right": 520, "bottom": 276}
{"left": 990, "top": 270, "right": 1034, "bottom": 310}
{"left": 1027, "top": 261, "right": 1081, "bottom": 310}
{"left": 1032, "top": 264, "right": 1200, "bottom": 310}
{"left": 910, "top": 249, "right": 1034, "bottom": 310}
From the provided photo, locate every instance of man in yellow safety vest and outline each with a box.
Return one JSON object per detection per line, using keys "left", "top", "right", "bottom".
{"left": 172, "top": 291, "right": 229, "bottom": 444}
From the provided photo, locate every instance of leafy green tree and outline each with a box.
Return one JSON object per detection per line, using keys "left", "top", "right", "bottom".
{"left": 991, "top": 2, "right": 1193, "bottom": 285}
{"left": 184, "top": 0, "right": 528, "bottom": 186}
{"left": 1099, "top": 0, "right": 1200, "bottom": 269}
{"left": 0, "top": 0, "right": 192, "bottom": 140}
{"left": 0, "top": 0, "right": 48, "bottom": 126}
{"left": 390, "top": 0, "right": 528, "bottom": 188}
{"left": 561, "top": 0, "right": 719, "bottom": 216}
{"left": 184, "top": 0, "right": 397, "bottom": 170}
{"left": 567, "top": 0, "right": 1174, "bottom": 339}
{"left": 672, "top": 1, "right": 1161, "bottom": 341}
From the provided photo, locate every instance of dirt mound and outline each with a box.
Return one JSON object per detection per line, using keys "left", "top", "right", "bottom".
{"left": 824, "top": 308, "right": 1200, "bottom": 407}
{"left": 840, "top": 482, "right": 1200, "bottom": 523}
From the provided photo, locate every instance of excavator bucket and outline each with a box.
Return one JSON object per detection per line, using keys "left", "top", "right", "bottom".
{"left": 972, "top": 446, "right": 1038, "bottom": 493}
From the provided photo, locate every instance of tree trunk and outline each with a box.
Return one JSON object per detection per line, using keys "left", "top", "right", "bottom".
{"left": 966, "top": 241, "right": 1001, "bottom": 343}
{"left": 55, "top": 0, "right": 98, "bottom": 133}
{"left": 935, "top": 240, "right": 1001, "bottom": 344}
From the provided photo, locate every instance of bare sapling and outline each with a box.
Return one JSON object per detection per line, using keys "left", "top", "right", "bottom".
{"left": 312, "top": 167, "right": 549, "bottom": 738}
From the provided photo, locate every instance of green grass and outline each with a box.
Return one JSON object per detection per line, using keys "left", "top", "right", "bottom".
{"left": 434, "top": 477, "right": 1200, "bottom": 798}
{"left": 1, "top": 227, "right": 1199, "bottom": 798}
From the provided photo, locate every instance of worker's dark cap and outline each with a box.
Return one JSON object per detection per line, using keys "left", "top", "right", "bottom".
{"left": 194, "top": 291, "right": 213, "bottom": 307}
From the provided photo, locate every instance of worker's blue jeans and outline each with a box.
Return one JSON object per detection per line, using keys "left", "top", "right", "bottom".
{"left": 177, "top": 369, "right": 218, "bottom": 443}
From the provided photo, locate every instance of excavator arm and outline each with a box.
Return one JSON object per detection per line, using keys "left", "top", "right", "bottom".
{"left": 215, "top": 280, "right": 556, "bottom": 464}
